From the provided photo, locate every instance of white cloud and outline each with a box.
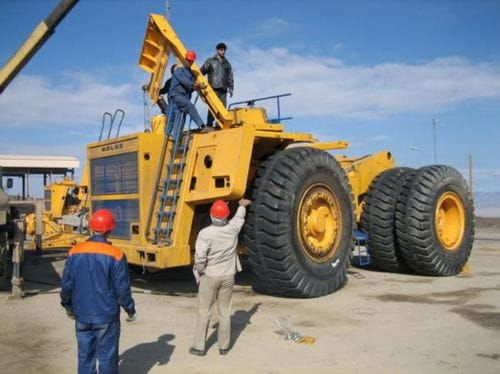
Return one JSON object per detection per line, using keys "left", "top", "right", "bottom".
{"left": 230, "top": 48, "right": 500, "bottom": 119}
{"left": 250, "top": 17, "right": 290, "bottom": 38}
{"left": 0, "top": 72, "right": 144, "bottom": 128}
{"left": 333, "top": 42, "right": 344, "bottom": 51}
{"left": 3, "top": 48, "right": 500, "bottom": 132}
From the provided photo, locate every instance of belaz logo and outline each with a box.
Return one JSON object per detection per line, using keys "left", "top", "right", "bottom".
{"left": 101, "top": 143, "right": 124, "bottom": 152}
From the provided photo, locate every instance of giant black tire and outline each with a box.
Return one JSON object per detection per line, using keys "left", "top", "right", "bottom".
{"left": 395, "top": 165, "right": 474, "bottom": 275}
{"left": 242, "top": 154, "right": 280, "bottom": 293}
{"left": 360, "top": 167, "right": 415, "bottom": 272}
{"left": 242, "top": 147, "right": 354, "bottom": 298}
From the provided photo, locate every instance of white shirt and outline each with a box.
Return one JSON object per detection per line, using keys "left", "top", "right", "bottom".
{"left": 194, "top": 206, "right": 245, "bottom": 277}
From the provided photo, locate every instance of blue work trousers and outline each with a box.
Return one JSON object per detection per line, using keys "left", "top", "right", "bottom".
{"left": 76, "top": 319, "right": 120, "bottom": 374}
{"left": 170, "top": 95, "right": 204, "bottom": 128}
{"left": 166, "top": 104, "right": 183, "bottom": 139}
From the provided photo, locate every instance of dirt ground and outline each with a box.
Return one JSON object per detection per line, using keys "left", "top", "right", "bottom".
{"left": 1, "top": 226, "right": 499, "bottom": 374}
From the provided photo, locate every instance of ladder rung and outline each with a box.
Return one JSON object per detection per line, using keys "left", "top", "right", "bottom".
{"left": 165, "top": 179, "right": 182, "bottom": 189}
{"left": 160, "top": 195, "right": 178, "bottom": 203}
{"left": 171, "top": 145, "right": 188, "bottom": 154}
{"left": 168, "top": 163, "right": 185, "bottom": 171}
{"left": 157, "top": 210, "right": 176, "bottom": 219}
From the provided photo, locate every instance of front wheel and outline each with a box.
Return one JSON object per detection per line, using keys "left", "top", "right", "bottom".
{"left": 243, "top": 147, "right": 354, "bottom": 297}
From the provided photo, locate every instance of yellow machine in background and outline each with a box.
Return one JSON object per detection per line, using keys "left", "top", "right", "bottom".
{"left": 0, "top": 0, "right": 83, "bottom": 252}
{"left": 25, "top": 175, "right": 89, "bottom": 249}
{"left": 83, "top": 14, "right": 474, "bottom": 297}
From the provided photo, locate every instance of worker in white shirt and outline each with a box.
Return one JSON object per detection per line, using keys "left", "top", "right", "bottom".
{"left": 189, "top": 198, "right": 251, "bottom": 356}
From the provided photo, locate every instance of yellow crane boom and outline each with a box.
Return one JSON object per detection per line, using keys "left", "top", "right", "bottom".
{"left": 0, "top": 0, "right": 79, "bottom": 94}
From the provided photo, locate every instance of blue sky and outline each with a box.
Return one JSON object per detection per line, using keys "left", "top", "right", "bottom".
{"left": 1, "top": 0, "right": 500, "bottom": 199}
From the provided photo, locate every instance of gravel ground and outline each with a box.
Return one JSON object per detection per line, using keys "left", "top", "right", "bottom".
{"left": 0, "top": 227, "right": 499, "bottom": 374}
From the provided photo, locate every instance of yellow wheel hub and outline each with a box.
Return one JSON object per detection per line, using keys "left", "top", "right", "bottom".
{"left": 435, "top": 191, "right": 465, "bottom": 251}
{"left": 297, "top": 184, "right": 341, "bottom": 262}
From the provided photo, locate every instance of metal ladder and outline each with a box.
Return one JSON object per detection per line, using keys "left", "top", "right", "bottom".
{"left": 153, "top": 103, "right": 192, "bottom": 244}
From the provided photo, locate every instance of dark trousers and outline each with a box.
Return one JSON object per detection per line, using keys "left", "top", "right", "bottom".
{"left": 170, "top": 95, "right": 204, "bottom": 128}
{"left": 207, "top": 89, "right": 227, "bottom": 127}
{"left": 76, "top": 319, "right": 120, "bottom": 374}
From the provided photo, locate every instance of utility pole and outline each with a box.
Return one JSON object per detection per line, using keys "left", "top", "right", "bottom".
{"left": 165, "top": 0, "right": 171, "bottom": 20}
{"left": 432, "top": 118, "right": 438, "bottom": 164}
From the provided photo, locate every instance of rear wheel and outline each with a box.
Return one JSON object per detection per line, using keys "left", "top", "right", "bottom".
{"left": 361, "top": 167, "right": 415, "bottom": 272}
{"left": 395, "top": 165, "right": 474, "bottom": 275}
{"left": 243, "top": 147, "right": 354, "bottom": 297}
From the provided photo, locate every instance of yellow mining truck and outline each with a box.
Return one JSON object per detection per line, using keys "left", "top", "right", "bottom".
{"left": 84, "top": 14, "right": 474, "bottom": 297}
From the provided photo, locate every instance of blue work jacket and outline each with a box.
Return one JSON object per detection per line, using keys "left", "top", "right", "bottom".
{"left": 60, "top": 235, "right": 135, "bottom": 324}
{"left": 168, "top": 64, "right": 195, "bottom": 99}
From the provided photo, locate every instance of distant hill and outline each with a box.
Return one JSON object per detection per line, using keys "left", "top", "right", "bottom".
{"left": 475, "top": 191, "right": 500, "bottom": 217}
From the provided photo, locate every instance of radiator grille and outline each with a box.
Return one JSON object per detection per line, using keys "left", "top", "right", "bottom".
{"left": 92, "top": 199, "right": 139, "bottom": 240}
{"left": 91, "top": 152, "right": 138, "bottom": 195}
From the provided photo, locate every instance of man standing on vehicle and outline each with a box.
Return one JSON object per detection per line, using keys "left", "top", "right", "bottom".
{"left": 60, "top": 209, "right": 136, "bottom": 374}
{"left": 190, "top": 198, "right": 251, "bottom": 356}
{"left": 168, "top": 50, "right": 206, "bottom": 132}
{"left": 201, "top": 42, "right": 234, "bottom": 128}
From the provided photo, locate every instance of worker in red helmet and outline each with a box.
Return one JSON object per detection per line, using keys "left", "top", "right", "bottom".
{"left": 167, "top": 49, "right": 207, "bottom": 135}
{"left": 190, "top": 197, "right": 251, "bottom": 357}
{"left": 60, "top": 209, "right": 136, "bottom": 373}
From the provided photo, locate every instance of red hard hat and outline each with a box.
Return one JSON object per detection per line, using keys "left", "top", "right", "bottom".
{"left": 210, "top": 200, "right": 230, "bottom": 220}
{"left": 89, "top": 209, "right": 116, "bottom": 233}
{"left": 185, "top": 50, "right": 197, "bottom": 61}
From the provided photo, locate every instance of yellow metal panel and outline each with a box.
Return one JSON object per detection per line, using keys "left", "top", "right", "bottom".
{"left": 138, "top": 17, "right": 171, "bottom": 103}
{"left": 87, "top": 137, "right": 139, "bottom": 159}
{"left": 184, "top": 126, "right": 255, "bottom": 202}
{"left": 338, "top": 151, "right": 396, "bottom": 221}
{"left": 254, "top": 130, "right": 316, "bottom": 143}
{"left": 151, "top": 115, "right": 167, "bottom": 134}
{"left": 307, "top": 141, "right": 349, "bottom": 150}
{"left": 113, "top": 241, "right": 192, "bottom": 269}
{"left": 232, "top": 108, "right": 284, "bottom": 131}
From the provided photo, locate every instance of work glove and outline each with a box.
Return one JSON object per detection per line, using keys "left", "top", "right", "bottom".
{"left": 126, "top": 313, "right": 137, "bottom": 322}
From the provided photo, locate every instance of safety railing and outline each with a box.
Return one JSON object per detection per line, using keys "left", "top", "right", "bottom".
{"left": 228, "top": 93, "right": 293, "bottom": 123}
{"left": 99, "top": 109, "right": 125, "bottom": 141}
